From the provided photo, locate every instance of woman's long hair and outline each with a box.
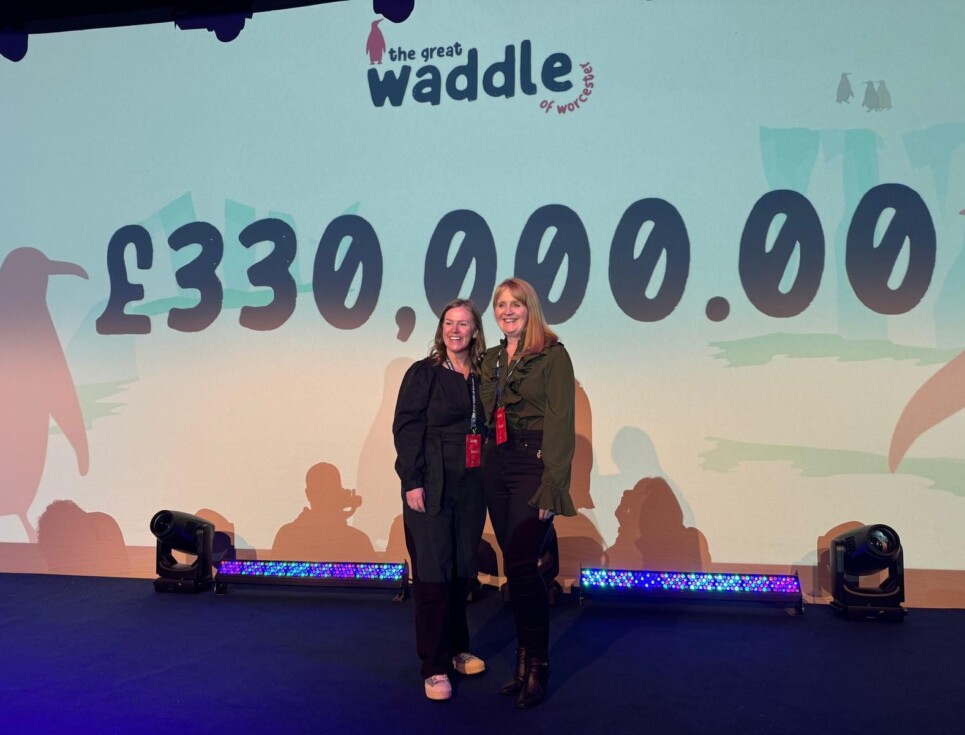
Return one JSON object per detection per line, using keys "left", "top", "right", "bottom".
{"left": 429, "top": 298, "right": 486, "bottom": 373}
{"left": 492, "top": 277, "right": 558, "bottom": 356}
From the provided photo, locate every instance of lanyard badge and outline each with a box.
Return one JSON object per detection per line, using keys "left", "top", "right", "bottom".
{"left": 466, "top": 434, "right": 481, "bottom": 467}
{"left": 494, "top": 406, "right": 508, "bottom": 445}
{"left": 465, "top": 372, "right": 482, "bottom": 466}
{"left": 493, "top": 350, "right": 519, "bottom": 444}
{"left": 493, "top": 347, "right": 516, "bottom": 445}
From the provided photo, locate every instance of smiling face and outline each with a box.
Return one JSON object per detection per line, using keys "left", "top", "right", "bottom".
{"left": 442, "top": 305, "right": 477, "bottom": 357}
{"left": 493, "top": 287, "right": 529, "bottom": 342}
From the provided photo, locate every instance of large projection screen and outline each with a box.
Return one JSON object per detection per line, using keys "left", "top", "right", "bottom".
{"left": 2, "top": 0, "right": 964, "bottom": 607}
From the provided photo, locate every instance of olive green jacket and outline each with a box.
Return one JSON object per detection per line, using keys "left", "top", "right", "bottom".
{"left": 480, "top": 339, "right": 577, "bottom": 516}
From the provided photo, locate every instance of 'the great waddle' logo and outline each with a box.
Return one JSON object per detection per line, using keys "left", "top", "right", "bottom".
{"left": 365, "top": 17, "right": 595, "bottom": 114}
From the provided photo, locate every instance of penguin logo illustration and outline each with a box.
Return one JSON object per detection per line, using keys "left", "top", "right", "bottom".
{"left": 876, "top": 80, "right": 892, "bottom": 110}
{"left": 862, "top": 80, "right": 880, "bottom": 111}
{"left": 888, "top": 207, "right": 965, "bottom": 473}
{"left": 0, "top": 247, "right": 89, "bottom": 542}
{"left": 836, "top": 73, "right": 853, "bottom": 103}
{"left": 366, "top": 19, "right": 386, "bottom": 64}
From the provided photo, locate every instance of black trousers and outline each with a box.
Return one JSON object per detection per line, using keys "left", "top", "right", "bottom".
{"left": 403, "top": 439, "right": 486, "bottom": 679}
{"left": 483, "top": 431, "right": 554, "bottom": 658}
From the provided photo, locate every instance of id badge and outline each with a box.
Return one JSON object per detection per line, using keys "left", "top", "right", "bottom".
{"left": 495, "top": 406, "right": 508, "bottom": 445}
{"left": 465, "top": 434, "right": 481, "bottom": 468}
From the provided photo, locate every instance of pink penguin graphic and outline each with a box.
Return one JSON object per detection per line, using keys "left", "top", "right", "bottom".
{"left": 0, "top": 247, "right": 89, "bottom": 542}
{"left": 888, "top": 208, "right": 965, "bottom": 472}
{"left": 366, "top": 19, "right": 386, "bottom": 64}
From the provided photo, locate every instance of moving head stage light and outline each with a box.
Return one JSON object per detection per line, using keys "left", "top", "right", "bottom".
{"left": 150, "top": 510, "right": 215, "bottom": 593}
{"left": 829, "top": 524, "right": 905, "bottom": 621}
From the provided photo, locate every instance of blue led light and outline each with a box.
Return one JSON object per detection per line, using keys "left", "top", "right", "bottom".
{"left": 218, "top": 560, "right": 406, "bottom": 581}
{"left": 579, "top": 568, "right": 803, "bottom": 603}
{"left": 580, "top": 568, "right": 801, "bottom": 593}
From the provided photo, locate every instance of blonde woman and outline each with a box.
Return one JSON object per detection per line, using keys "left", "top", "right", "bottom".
{"left": 479, "top": 278, "right": 576, "bottom": 709}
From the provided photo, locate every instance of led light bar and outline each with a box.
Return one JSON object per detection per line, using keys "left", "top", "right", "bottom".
{"left": 215, "top": 560, "right": 409, "bottom": 601}
{"left": 579, "top": 568, "right": 803, "bottom": 613}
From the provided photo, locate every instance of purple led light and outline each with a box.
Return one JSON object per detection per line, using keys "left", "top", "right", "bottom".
{"left": 218, "top": 560, "right": 406, "bottom": 582}
{"left": 580, "top": 568, "right": 801, "bottom": 595}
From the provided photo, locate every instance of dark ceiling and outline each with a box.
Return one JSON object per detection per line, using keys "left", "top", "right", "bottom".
{"left": 0, "top": 1, "right": 343, "bottom": 34}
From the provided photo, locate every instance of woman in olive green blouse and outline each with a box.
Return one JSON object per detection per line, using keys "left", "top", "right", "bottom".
{"left": 480, "top": 277, "right": 576, "bottom": 709}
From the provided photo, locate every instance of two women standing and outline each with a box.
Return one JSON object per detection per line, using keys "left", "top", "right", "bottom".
{"left": 393, "top": 279, "right": 576, "bottom": 708}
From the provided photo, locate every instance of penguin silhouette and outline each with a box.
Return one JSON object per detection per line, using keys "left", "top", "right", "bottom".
{"left": 862, "top": 80, "right": 879, "bottom": 111}
{"left": 876, "top": 80, "right": 892, "bottom": 110}
{"left": 0, "top": 247, "right": 89, "bottom": 542}
{"left": 836, "top": 73, "right": 853, "bottom": 103}
{"left": 366, "top": 19, "right": 386, "bottom": 64}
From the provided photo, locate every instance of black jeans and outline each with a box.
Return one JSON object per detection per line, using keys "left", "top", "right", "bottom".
{"left": 483, "top": 431, "right": 554, "bottom": 658}
{"left": 403, "top": 437, "right": 486, "bottom": 678}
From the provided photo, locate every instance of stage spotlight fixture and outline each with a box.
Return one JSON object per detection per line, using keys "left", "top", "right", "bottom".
{"left": 375, "top": 0, "right": 415, "bottom": 23}
{"left": 579, "top": 568, "right": 804, "bottom": 614}
{"left": 174, "top": 7, "right": 252, "bottom": 43}
{"left": 150, "top": 510, "right": 215, "bottom": 593}
{"left": 829, "top": 524, "right": 905, "bottom": 621}
{"left": 0, "top": 30, "right": 28, "bottom": 62}
{"left": 215, "top": 560, "right": 410, "bottom": 601}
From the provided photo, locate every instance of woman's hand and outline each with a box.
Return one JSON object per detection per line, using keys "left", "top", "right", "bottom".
{"left": 539, "top": 508, "right": 554, "bottom": 521}
{"left": 406, "top": 487, "right": 427, "bottom": 513}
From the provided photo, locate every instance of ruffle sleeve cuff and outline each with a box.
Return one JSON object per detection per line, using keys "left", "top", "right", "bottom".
{"left": 528, "top": 483, "right": 577, "bottom": 517}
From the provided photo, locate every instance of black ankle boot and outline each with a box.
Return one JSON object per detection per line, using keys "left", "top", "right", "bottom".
{"left": 515, "top": 657, "right": 549, "bottom": 709}
{"left": 499, "top": 647, "right": 528, "bottom": 695}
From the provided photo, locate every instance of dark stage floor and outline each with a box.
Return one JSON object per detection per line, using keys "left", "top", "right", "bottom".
{"left": 0, "top": 573, "right": 962, "bottom": 734}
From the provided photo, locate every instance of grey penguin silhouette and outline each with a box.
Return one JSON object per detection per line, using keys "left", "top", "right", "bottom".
{"left": 862, "top": 80, "right": 879, "bottom": 111}
{"left": 876, "top": 80, "right": 891, "bottom": 110}
{"left": 0, "top": 247, "right": 89, "bottom": 541}
{"left": 836, "top": 73, "right": 853, "bottom": 103}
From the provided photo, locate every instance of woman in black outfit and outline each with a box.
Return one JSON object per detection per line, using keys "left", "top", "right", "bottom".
{"left": 480, "top": 278, "right": 576, "bottom": 709}
{"left": 392, "top": 298, "right": 488, "bottom": 701}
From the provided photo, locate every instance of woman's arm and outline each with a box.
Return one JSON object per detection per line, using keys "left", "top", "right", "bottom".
{"left": 392, "top": 360, "right": 433, "bottom": 497}
{"left": 529, "top": 345, "right": 577, "bottom": 517}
